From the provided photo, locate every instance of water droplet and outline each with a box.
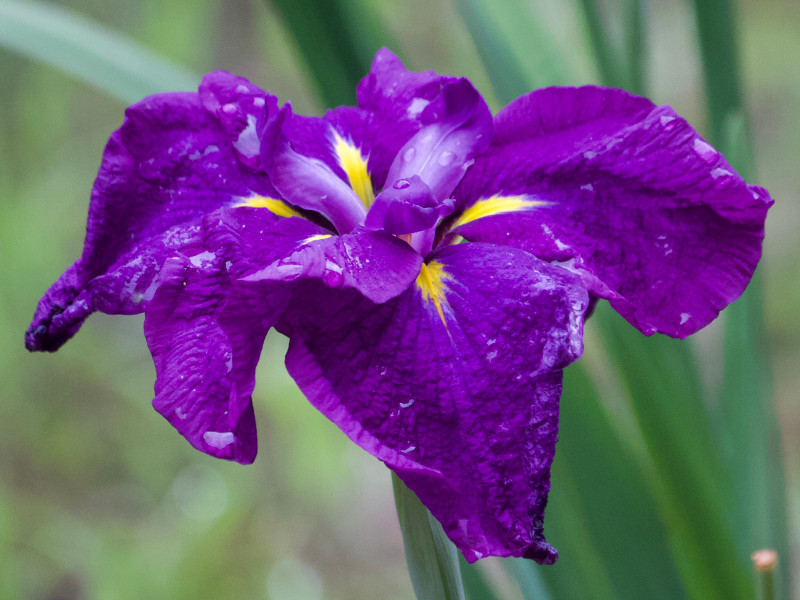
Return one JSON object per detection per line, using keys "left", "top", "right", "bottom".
{"left": 221, "top": 103, "right": 237, "bottom": 115}
{"left": 253, "top": 97, "right": 266, "bottom": 108}
{"left": 401, "top": 444, "right": 416, "bottom": 454}
{"left": 324, "top": 271, "right": 343, "bottom": 290}
{"left": 403, "top": 147, "right": 416, "bottom": 162}
{"left": 203, "top": 431, "right": 235, "bottom": 449}
{"left": 437, "top": 151, "right": 456, "bottom": 166}
{"left": 394, "top": 178, "right": 411, "bottom": 190}
{"left": 693, "top": 138, "right": 718, "bottom": 164}
{"left": 660, "top": 115, "right": 676, "bottom": 129}
{"left": 276, "top": 260, "right": 303, "bottom": 281}
{"left": 400, "top": 398, "right": 415, "bottom": 409}
{"left": 235, "top": 84, "right": 249, "bottom": 94}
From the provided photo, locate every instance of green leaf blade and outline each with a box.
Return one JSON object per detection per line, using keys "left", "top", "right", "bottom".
{"left": 0, "top": 0, "right": 199, "bottom": 103}
{"left": 392, "top": 473, "right": 466, "bottom": 600}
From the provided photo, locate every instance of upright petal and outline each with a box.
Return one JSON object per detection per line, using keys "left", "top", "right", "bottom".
{"left": 385, "top": 78, "right": 493, "bottom": 201}
{"left": 278, "top": 243, "right": 588, "bottom": 562}
{"left": 26, "top": 90, "right": 276, "bottom": 351}
{"left": 261, "top": 106, "right": 367, "bottom": 233}
{"left": 454, "top": 86, "right": 771, "bottom": 337}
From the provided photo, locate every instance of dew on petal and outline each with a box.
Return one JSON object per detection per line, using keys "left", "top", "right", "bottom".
{"left": 393, "top": 179, "right": 411, "bottom": 189}
{"left": 693, "top": 138, "right": 718, "bottom": 164}
{"left": 275, "top": 261, "right": 303, "bottom": 281}
{"left": 403, "top": 147, "right": 416, "bottom": 162}
{"left": 323, "top": 260, "right": 344, "bottom": 288}
{"left": 221, "top": 103, "right": 237, "bottom": 115}
{"left": 438, "top": 151, "right": 456, "bottom": 166}
{"left": 203, "top": 431, "right": 235, "bottom": 449}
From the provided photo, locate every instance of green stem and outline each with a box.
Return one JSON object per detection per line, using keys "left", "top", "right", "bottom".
{"left": 392, "top": 472, "right": 465, "bottom": 600}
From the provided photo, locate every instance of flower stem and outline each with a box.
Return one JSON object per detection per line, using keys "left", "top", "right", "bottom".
{"left": 391, "top": 472, "right": 465, "bottom": 600}
{"left": 751, "top": 550, "right": 777, "bottom": 600}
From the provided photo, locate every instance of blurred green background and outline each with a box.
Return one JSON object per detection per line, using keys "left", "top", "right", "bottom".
{"left": 1, "top": 0, "right": 798, "bottom": 598}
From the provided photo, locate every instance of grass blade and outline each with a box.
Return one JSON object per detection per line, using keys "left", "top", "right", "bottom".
{"left": 0, "top": 0, "right": 199, "bottom": 103}
{"left": 393, "top": 473, "right": 465, "bottom": 600}
{"left": 693, "top": 2, "right": 790, "bottom": 594}
{"left": 452, "top": 0, "right": 571, "bottom": 102}
{"left": 269, "top": 0, "right": 386, "bottom": 107}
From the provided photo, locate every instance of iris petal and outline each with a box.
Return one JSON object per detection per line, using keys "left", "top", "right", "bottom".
{"left": 26, "top": 91, "right": 277, "bottom": 351}
{"left": 278, "top": 243, "right": 588, "bottom": 562}
{"left": 455, "top": 86, "right": 771, "bottom": 337}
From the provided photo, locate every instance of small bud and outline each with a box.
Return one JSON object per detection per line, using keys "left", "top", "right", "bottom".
{"left": 751, "top": 549, "right": 778, "bottom": 573}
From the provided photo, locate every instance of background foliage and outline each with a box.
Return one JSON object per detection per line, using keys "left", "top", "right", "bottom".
{"left": 1, "top": 0, "right": 798, "bottom": 598}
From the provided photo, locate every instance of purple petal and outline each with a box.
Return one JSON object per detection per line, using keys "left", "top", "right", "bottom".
{"left": 455, "top": 86, "right": 771, "bottom": 337}
{"left": 353, "top": 49, "right": 470, "bottom": 189}
{"left": 365, "top": 175, "right": 454, "bottom": 235}
{"left": 26, "top": 90, "right": 276, "bottom": 352}
{"left": 144, "top": 208, "right": 292, "bottom": 463}
{"left": 199, "top": 70, "right": 279, "bottom": 168}
{"left": 261, "top": 106, "right": 366, "bottom": 233}
{"left": 278, "top": 242, "right": 588, "bottom": 562}
{"left": 244, "top": 225, "right": 423, "bottom": 304}
{"left": 385, "top": 78, "right": 493, "bottom": 200}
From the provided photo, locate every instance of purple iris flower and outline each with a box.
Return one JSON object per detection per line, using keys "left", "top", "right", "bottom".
{"left": 26, "top": 49, "right": 770, "bottom": 564}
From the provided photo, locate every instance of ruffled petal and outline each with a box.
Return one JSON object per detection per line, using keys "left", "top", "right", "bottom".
{"left": 143, "top": 208, "right": 292, "bottom": 463}
{"left": 454, "top": 86, "right": 771, "bottom": 337}
{"left": 278, "top": 242, "right": 588, "bottom": 562}
{"left": 199, "top": 70, "right": 278, "bottom": 168}
{"left": 26, "top": 90, "right": 276, "bottom": 351}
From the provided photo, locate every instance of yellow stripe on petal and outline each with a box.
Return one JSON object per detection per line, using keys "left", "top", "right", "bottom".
{"left": 333, "top": 132, "right": 375, "bottom": 209}
{"left": 236, "top": 195, "right": 302, "bottom": 218}
{"left": 453, "top": 194, "right": 550, "bottom": 228}
{"left": 302, "top": 234, "right": 332, "bottom": 245}
{"left": 416, "top": 261, "right": 452, "bottom": 326}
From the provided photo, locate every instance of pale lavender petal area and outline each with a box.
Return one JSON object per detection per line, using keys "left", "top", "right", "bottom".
{"left": 244, "top": 226, "right": 423, "bottom": 304}
{"left": 385, "top": 78, "right": 493, "bottom": 200}
{"left": 279, "top": 243, "right": 588, "bottom": 562}
{"left": 199, "top": 70, "right": 278, "bottom": 168}
{"left": 26, "top": 91, "right": 276, "bottom": 352}
{"left": 455, "top": 86, "right": 772, "bottom": 337}
{"left": 144, "top": 207, "right": 293, "bottom": 463}
{"left": 261, "top": 106, "right": 366, "bottom": 233}
{"left": 365, "top": 175, "right": 454, "bottom": 235}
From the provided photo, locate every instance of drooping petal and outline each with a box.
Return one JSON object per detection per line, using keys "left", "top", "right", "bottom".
{"left": 365, "top": 175, "right": 454, "bottom": 235}
{"left": 143, "top": 208, "right": 292, "bottom": 463}
{"left": 454, "top": 86, "right": 771, "bottom": 337}
{"left": 278, "top": 242, "right": 589, "bottom": 562}
{"left": 26, "top": 90, "right": 276, "bottom": 352}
